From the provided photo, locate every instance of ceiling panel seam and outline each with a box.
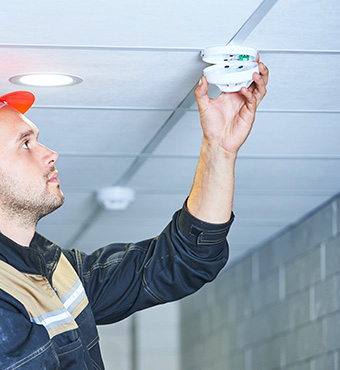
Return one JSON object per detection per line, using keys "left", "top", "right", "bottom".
{"left": 33, "top": 106, "right": 176, "bottom": 111}
{"left": 0, "top": 44, "right": 201, "bottom": 52}
{"left": 260, "top": 49, "right": 340, "bottom": 55}
{"left": 31, "top": 106, "right": 340, "bottom": 114}
{"left": 58, "top": 153, "right": 340, "bottom": 160}
{"left": 228, "top": 0, "right": 279, "bottom": 45}
{"left": 2, "top": 44, "right": 340, "bottom": 55}
{"left": 135, "top": 189, "right": 340, "bottom": 196}
{"left": 59, "top": 188, "right": 338, "bottom": 197}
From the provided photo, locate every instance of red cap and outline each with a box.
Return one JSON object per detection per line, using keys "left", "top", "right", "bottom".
{"left": 0, "top": 91, "right": 35, "bottom": 114}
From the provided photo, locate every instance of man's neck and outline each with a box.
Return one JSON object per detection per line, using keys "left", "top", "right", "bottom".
{"left": 0, "top": 214, "right": 36, "bottom": 247}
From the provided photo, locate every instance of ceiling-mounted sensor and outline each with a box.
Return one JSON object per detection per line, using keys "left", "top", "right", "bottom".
{"left": 201, "top": 45, "right": 258, "bottom": 93}
{"left": 96, "top": 187, "right": 135, "bottom": 211}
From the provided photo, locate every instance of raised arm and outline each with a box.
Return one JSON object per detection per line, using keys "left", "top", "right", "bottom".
{"left": 187, "top": 57, "right": 269, "bottom": 223}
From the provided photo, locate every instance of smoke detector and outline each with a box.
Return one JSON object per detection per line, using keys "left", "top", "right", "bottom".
{"left": 201, "top": 45, "right": 259, "bottom": 92}
{"left": 96, "top": 187, "right": 135, "bottom": 211}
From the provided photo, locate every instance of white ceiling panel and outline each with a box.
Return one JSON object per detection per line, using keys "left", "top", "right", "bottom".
{"left": 228, "top": 224, "right": 283, "bottom": 249}
{"left": 36, "top": 192, "right": 98, "bottom": 245}
{"left": 36, "top": 222, "right": 85, "bottom": 247}
{"left": 239, "top": 112, "right": 340, "bottom": 157}
{"left": 71, "top": 193, "right": 189, "bottom": 252}
{"left": 1, "top": 0, "right": 262, "bottom": 48}
{"left": 94, "top": 193, "right": 187, "bottom": 223}
{"left": 42, "top": 193, "right": 96, "bottom": 221}
{"left": 233, "top": 194, "right": 330, "bottom": 223}
{"left": 155, "top": 111, "right": 340, "bottom": 157}
{"left": 26, "top": 108, "right": 172, "bottom": 154}
{"left": 127, "top": 157, "right": 198, "bottom": 191}
{"left": 154, "top": 111, "right": 202, "bottom": 156}
{"left": 72, "top": 218, "right": 173, "bottom": 253}
{"left": 252, "top": 53, "right": 340, "bottom": 111}
{"left": 245, "top": 0, "right": 340, "bottom": 50}
{"left": 57, "top": 156, "right": 136, "bottom": 189}
{"left": 0, "top": 47, "right": 204, "bottom": 108}
{"left": 127, "top": 157, "right": 340, "bottom": 193}
{"left": 235, "top": 159, "right": 340, "bottom": 191}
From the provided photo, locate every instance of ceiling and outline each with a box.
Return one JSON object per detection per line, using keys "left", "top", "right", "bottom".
{"left": 1, "top": 0, "right": 339, "bottom": 265}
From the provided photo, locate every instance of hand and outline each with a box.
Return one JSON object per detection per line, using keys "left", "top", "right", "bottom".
{"left": 194, "top": 56, "right": 269, "bottom": 156}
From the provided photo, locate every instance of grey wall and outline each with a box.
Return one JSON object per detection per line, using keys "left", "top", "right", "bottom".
{"left": 98, "top": 301, "right": 179, "bottom": 370}
{"left": 180, "top": 194, "right": 340, "bottom": 370}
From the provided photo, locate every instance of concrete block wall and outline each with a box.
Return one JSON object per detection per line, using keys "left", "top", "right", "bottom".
{"left": 180, "top": 194, "right": 340, "bottom": 370}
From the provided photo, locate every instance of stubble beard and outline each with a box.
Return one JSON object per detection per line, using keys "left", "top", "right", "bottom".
{"left": 0, "top": 172, "right": 65, "bottom": 228}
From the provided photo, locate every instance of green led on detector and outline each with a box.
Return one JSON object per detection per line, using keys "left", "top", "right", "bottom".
{"left": 239, "top": 55, "right": 250, "bottom": 61}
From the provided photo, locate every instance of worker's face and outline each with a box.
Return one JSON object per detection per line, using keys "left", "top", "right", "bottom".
{"left": 0, "top": 106, "right": 64, "bottom": 222}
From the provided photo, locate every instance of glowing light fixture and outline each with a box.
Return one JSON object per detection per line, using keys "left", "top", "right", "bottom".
{"left": 9, "top": 73, "right": 83, "bottom": 87}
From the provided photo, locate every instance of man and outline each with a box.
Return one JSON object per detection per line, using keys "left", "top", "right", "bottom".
{"left": 0, "top": 59, "right": 268, "bottom": 369}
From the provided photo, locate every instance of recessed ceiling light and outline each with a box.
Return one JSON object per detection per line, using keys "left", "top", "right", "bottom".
{"left": 9, "top": 73, "right": 83, "bottom": 87}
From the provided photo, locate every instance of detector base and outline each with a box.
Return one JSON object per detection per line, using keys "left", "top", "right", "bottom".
{"left": 201, "top": 45, "right": 258, "bottom": 93}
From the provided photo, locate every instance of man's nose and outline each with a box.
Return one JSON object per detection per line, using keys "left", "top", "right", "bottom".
{"left": 41, "top": 144, "right": 59, "bottom": 167}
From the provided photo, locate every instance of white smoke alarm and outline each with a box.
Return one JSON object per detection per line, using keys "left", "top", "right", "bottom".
{"left": 96, "top": 187, "right": 135, "bottom": 211}
{"left": 201, "top": 45, "right": 259, "bottom": 92}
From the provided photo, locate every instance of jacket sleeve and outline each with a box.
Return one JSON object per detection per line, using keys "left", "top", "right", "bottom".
{"left": 62, "top": 202, "right": 234, "bottom": 325}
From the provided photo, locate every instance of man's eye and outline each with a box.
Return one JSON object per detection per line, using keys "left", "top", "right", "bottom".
{"left": 22, "top": 141, "right": 30, "bottom": 149}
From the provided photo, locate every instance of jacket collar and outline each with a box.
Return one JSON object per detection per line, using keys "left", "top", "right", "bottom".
{"left": 0, "top": 231, "right": 61, "bottom": 280}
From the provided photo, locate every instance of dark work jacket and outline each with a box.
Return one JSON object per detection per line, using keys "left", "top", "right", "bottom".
{"left": 0, "top": 203, "right": 234, "bottom": 369}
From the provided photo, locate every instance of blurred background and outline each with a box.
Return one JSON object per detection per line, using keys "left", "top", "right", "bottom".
{"left": 1, "top": 0, "right": 340, "bottom": 369}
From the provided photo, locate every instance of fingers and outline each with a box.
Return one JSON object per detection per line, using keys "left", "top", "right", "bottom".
{"left": 253, "top": 55, "right": 269, "bottom": 86}
{"left": 248, "top": 62, "right": 269, "bottom": 97}
{"left": 253, "top": 71, "right": 267, "bottom": 99}
{"left": 250, "top": 61, "right": 268, "bottom": 106}
{"left": 240, "top": 86, "right": 257, "bottom": 112}
{"left": 194, "top": 76, "right": 210, "bottom": 112}
{"left": 258, "top": 61, "right": 269, "bottom": 86}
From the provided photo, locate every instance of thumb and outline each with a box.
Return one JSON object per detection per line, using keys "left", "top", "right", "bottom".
{"left": 194, "top": 76, "right": 210, "bottom": 112}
